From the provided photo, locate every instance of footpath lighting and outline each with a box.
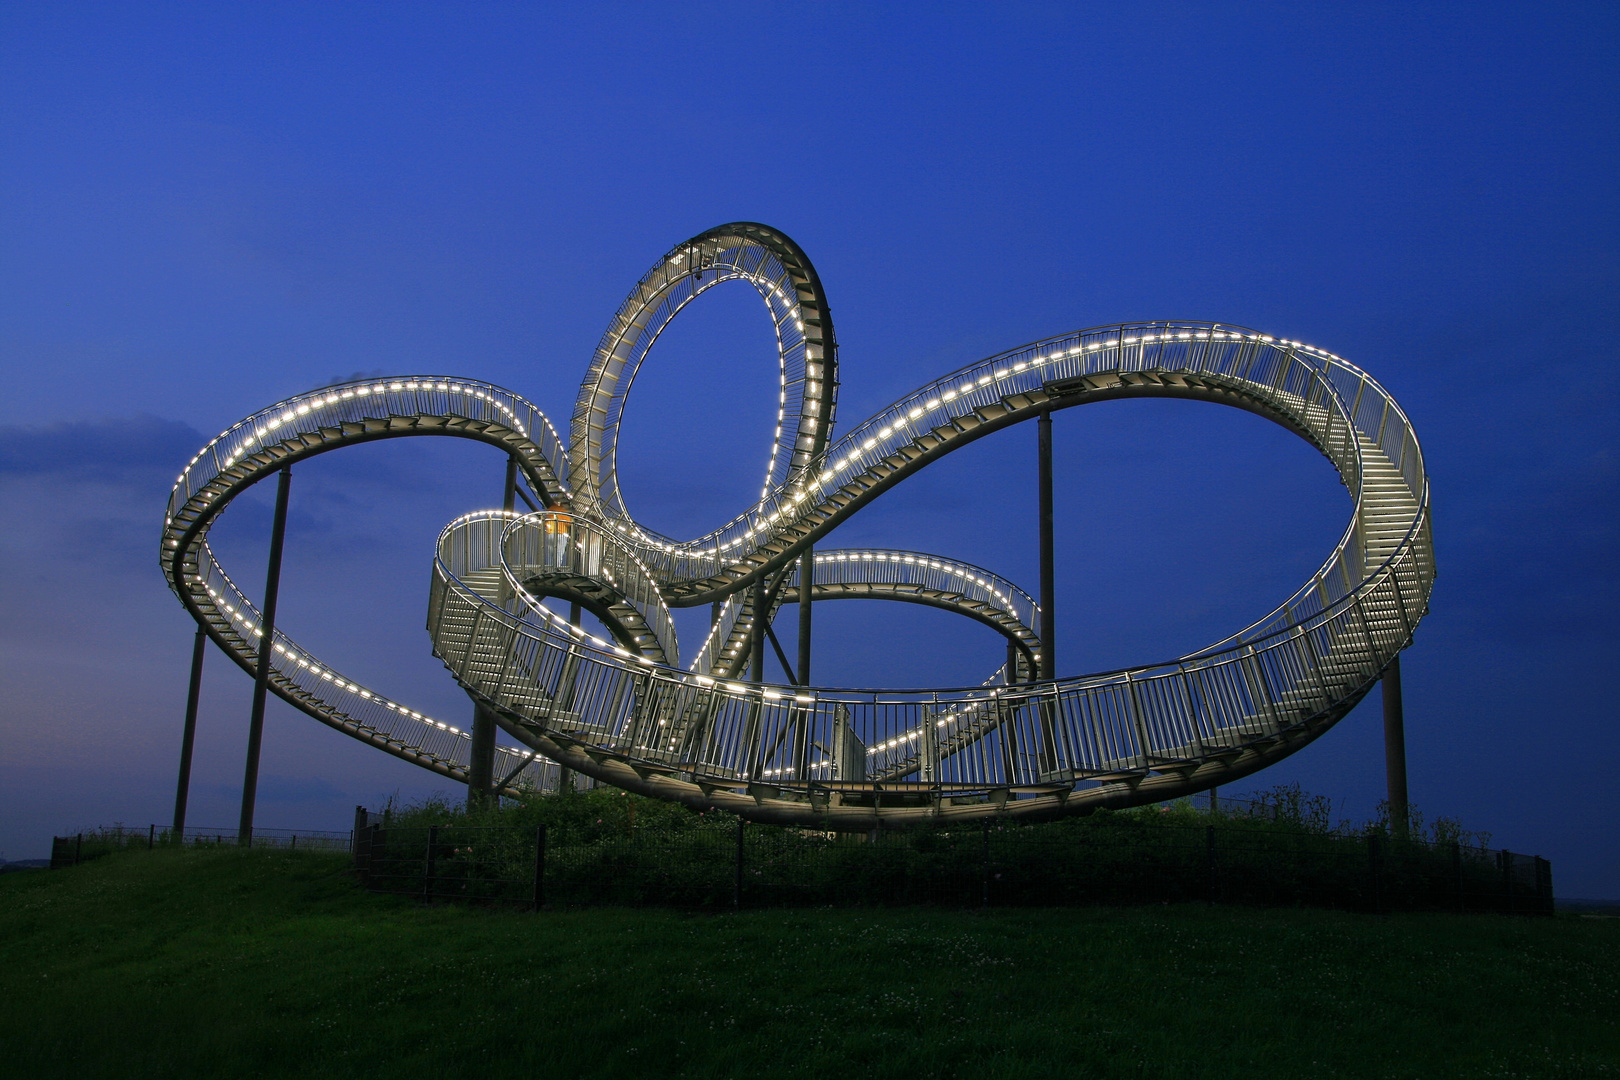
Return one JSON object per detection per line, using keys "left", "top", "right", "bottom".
{"left": 162, "top": 227, "right": 1431, "bottom": 835}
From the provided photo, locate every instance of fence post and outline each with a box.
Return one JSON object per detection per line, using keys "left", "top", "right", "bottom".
{"left": 1452, "top": 841, "right": 1464, "bottom": 913}
{"left": 148, "top": 824, "right": 155, "bottom": 850}
{"left": 1206, "top": 825, "right": 1217, "bottom": 905}
{"left": 424, "top": 825, "right": 439, "bottom": 903}
{"left": 359, "top": 824, "right": 380, "bottom": 886}
{"left": 1535, "top": 856, "right": 1553, "bottom": 917}
{"left": 75, "top": 833, "right": 83, "bottom": 867}
{"left": 1502, "top": 849, "right": 1514, "bottom": 915}
{"left": 734, "top": 816, "right": 745, "bottom": 910}
{"left": 1368, "top": 833, "right": 1382, "bottom": 914}
{"left": 533, "top": 825, "right": 547, "bottom": 911}
{"left": 982, "top": 819, "right": 991, "bottom": 907}
{"left": 352, "top": 806, "right": 368, "bottom": 858}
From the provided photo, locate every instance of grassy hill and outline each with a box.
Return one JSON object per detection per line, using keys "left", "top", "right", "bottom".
{"left": 0, "top": 846, "right": 1614, "bottom": 1079}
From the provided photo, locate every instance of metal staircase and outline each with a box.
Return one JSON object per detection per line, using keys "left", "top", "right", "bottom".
{"left": 163, "top": 225, "right": 1434, "bottom": 829}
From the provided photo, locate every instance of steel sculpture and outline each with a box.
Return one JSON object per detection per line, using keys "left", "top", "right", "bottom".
{"left": 163, "top": 223, "right": 1434, "bottom": 831}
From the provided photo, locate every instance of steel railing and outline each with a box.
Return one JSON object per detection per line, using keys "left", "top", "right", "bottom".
{"left": 160, "top": 232, "right": 1432, "bottom": 827}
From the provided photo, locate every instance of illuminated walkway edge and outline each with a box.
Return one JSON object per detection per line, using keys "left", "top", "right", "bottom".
{"left": 162, "top": 223, "right": 1434, "bottom": 828}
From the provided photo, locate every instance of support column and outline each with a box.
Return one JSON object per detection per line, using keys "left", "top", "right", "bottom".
{"left": 1037, "top": 411, "right": 1055, "bottom": 681}
{"left": 172, "top": 624, "right": 207, "bottom": 838}
{"left": 1382, "top": 653, "right": 1409, "bottom": 837}
{"left": 556, "top": 601, "right": 582, "bottom": 794}
{"left": 467, "top": 456, "right": 521, "bottom": 810}
{"left": 239, "top": 465, "right": 292, "bottom": 846}
{"left": 467, "top": 705, "right": 496, "bottom": 809}
{"left": 743, "top": 576, "right": 768, "bottom": 780}
{"left": 749, "top": 576, "right": 767, "bottom": 686}
{"left": 797, "top": 548, "right": 813, "bottom": 686}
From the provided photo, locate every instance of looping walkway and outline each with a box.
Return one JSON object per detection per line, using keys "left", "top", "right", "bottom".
{"left": 163, "top": 223, "right": 1434, "bottom": 826}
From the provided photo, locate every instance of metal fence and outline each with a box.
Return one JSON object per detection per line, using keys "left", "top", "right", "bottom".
{"left": 351, "top": 814, "right": 1553, "bottom": 916}
{"left": 49, "top": 825, "right": 354, "bottom": 868}
{"left": 354, "top": 824, "right": 542, "bottom": 906}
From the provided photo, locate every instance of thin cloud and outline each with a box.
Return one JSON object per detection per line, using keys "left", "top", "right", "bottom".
{"left": 0, "top": 415, "right": 206, "bottom": 484}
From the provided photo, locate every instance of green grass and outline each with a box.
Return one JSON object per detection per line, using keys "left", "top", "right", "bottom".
{"left": 1, "top": 848, "right": 1615, "bottom": 1079}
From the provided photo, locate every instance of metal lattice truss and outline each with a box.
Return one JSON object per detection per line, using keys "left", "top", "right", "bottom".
{"left": 162, "top": 223, "right": 1434, "bottom": 826}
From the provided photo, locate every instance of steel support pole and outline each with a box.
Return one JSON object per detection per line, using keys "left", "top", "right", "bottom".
{"left": 239, "top": 465, "right": 291, "bottom": 846}
{"left": 467, "top": 457, "right": 518, "bottom": 810}
{"left": 749, "top": 576, "right": 767, "bottom": 685}
{"left": 172, "top": 624, "right": 207, "bottom": 838}
{"left": 1037, "top": 411, "right": 1055, "bottom": 681}
{"left": 1382, "top": 653, "right": 1409, "bottom": 837}
{"left": 467, "top": 705, "right": 496, "bottom": 809}
{"left": 797, "top": 547, "right": 813, "bottom": 686}
{"left": 556, "top": 602, "right": 581, "bottom": 793}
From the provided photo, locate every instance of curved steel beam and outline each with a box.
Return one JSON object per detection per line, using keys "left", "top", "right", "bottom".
{"left": 161, "top": 226, "right": 1434, "bottom": 832}
{"left": 570, "top": 222, "right": 837, "bottom": 523}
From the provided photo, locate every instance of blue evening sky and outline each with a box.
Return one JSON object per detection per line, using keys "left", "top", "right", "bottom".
{"left": 1, "top": 4, "right": 1615, "bottom": 894}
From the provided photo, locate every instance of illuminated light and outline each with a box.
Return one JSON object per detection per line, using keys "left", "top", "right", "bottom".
{"left": 941, "top": 389, "right": 957, "bottom": 401}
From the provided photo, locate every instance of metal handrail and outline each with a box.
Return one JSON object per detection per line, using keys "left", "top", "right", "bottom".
{"left": 162, "top": 225, "right": 1434, "bottom": 826}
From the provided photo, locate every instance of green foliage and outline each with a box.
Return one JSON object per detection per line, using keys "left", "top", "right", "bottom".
{"left": 354, "top": 784, "right": 1529, "bottom": 915}
{"left": 376, "top": 786, "right": 719, "bottom": 842}
{"left": 1369, "top": 798, "right": 1495, "bottom": 850}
